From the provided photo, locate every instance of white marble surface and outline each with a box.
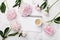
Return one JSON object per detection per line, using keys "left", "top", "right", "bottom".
{"left": 0, "top": 0, "right": 60, "bottom": 40}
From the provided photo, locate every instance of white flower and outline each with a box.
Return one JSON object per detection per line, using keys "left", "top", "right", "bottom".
{"left": 22, "top": 32, "right": 27, "bottom": 37}
{"left": 35, "top": 5, "right": 41, "bottom": 12}
{"left": 10, "top": 20, "right": 21, "bottom": 32}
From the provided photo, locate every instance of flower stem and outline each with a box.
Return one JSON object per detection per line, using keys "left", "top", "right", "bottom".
{"left": 46, "top": 0, "right": 59, "bottom": 13}
{"left": 47, "top": 12, "right": 60, "bottom": 23}
{"left": 2, "top": 38, "right": 5, "bottom": 40}
{"left": 4, "top": 0, "right": 9, "bottom": 9}
{"left": 52, "top": 12, "right": 60, "bottom": 20}
{"left": 4, "top": 0, "right": 6, "bottom": 2}
{"left": 49, "top": 0, "right": 59, "bottom": 9}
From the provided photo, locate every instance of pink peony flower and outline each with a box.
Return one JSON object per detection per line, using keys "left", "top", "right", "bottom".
{"left": 43, "top": 25, "right": 54, "bottom": 36}
{"left": 10, "top": 20, "right": 21, "bottom": 32}
{"left": 6, "top": 9, "right": 17, "bottom": 20}
{"left": 19, "top": 3, "right": 32, "bottom": 17}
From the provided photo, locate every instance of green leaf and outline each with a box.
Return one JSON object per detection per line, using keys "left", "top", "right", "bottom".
{"left": 13, "top": 0, "right": 21, "bottom": 7}
{"left": 40, "top": 2, "right": 47, "bottom": 10}
{"left": 0, "top": 30, "right": 4, "bottom": 37}
{"left": 54, "top": 21, "right": 60, "bottom": 24}
{"left": 8, "top": 32, "right": 18, "bottom": 36}
{"left": 0, "top": 2, "right": 6, "bottom": 13}
{"left": 13, "top": 3, "right": 19, "bottom": 7}
{"left": 0, "top": 6, "right": 1, "bottom": 9}
{"left": 54, "top": 16, "right": 60, "bottom": 24}
{"left": 4, "top": 27, "right": 9, "bottom": 36}
{"left": 19, "top": 32, "right": 22, "bottom": 37}
{"left": 55, "top": 17, "right": 60, "bottom": 21}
